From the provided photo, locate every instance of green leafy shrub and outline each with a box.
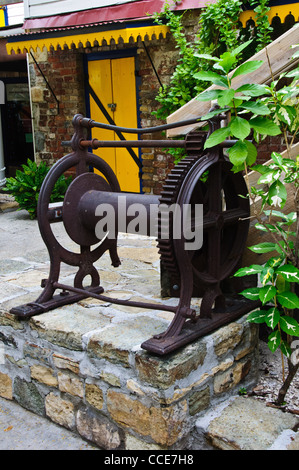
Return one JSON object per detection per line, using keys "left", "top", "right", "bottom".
{"left": 152, "top": 0, "right": 273, "bottom": 122}
{"left": 3, "top": 159, "right": 72, "bottom": 219}
{"left": 194, "top": 41, "right": 299, "bottom": 406}
{"left": 152, "top": 0, "right": 272, "bottom": 163}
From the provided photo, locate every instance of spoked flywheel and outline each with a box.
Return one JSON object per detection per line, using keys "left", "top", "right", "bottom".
{"left": 157, "top": 138, "right": 250, "bottom": 317}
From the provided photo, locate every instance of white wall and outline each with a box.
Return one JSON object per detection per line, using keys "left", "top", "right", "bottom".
{"left": 24, "top": 0, "right": 139, "bottom": 19}
{"left": 7, "top": 2, "right": 24, "bottom": 25}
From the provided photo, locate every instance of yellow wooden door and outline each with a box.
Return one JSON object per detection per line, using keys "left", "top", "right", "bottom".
{"left": 88, "top": 56, "right": 140, "bottom": 193}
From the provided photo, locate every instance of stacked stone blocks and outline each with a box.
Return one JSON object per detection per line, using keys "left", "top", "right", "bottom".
{"left": 0, "top": 306, "right": 259, "bottom": 450}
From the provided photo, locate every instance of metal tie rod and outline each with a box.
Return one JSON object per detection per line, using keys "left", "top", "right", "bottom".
{"left": 72, "top": 138, "right": 239, "bottom": 149}
{"left": 78, "top": 115, "right": 207, "bottom": 134}
{"left": 53, "top": 282, "right": 177, "bottom": 314}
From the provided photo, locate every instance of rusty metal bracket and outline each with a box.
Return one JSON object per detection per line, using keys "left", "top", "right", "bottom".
{"left": 10, "top": 112, "right": 258, "bottom": 355}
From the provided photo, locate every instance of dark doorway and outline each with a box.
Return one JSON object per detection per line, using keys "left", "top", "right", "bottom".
{"left": 1, "top": 79, "right": 34, "bottom": 176}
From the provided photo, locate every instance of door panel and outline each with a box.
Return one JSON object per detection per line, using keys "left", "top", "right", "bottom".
{"left": 87, "top": 56, "right": 140, "bottom": 193}
{"left": 88, "top": 59, "right": 116, "bottom": 174}
{"left": 111, "top": 57, "right": 139, "bottom": 192}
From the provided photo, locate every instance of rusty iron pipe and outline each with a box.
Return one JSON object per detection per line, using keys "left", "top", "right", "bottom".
{"left": 61, "top": 138, "right": 241, "bottom": 149}
{"left": 79, "top": 190, "right": 160, "bottom": 236}
{"left": 78, "top": 139, "right": 186, "bottom": 149}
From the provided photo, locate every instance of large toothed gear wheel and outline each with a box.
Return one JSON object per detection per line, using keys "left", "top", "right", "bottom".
{"left": 157, "top": 130, "right": 250, "bottom": 309}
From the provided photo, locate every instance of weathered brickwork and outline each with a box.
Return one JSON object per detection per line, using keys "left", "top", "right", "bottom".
{"left": 28, "top": 47, "right": 86, "bottom": 167}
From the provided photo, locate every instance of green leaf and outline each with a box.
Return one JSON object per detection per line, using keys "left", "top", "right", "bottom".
{"left": 235, "top": 84, "right": 269, "bottom": 97}
{"left": 197, "top": 89, "right": 223, "bottom": 102}
{"left": 204, "top": 127, "right": 231, "bottom": 149}
{"left": 276, "top": 274, "right": 290, "bottom": 294}
{"left": 248, "top": 242, "right": 278, "bottom": 253}
{"left": 264, "top": 210, "right": 290, "bottom": 220}
{"left": 264, "top": 211, "right": 296, "bottom": 226}
{"left": 268, "top": 181, "right": 287, "bottom": 208}
{"left": 240, "top": 101, "right": 270, "bottom": 116}
{"left": 245, "top": 140, "right": 257, "bottom": 166}
{"left": 266, "top": 257, "right": 283, "bottom": 268}
{"left": 271, "top": 152, "right": 283, "bottom": 167}
{"left": 259, "top": 285, "right": 277, "bottom": 304}
{"left": 279, "top": 316, "right": 299, "bottom": 336}
{"left": 217, "top": 51, "right": 237, "bottom": 73}
{"left": 255, "top": 223, "right": 276, "bottom": 232}
{"left": 268, "top": 330, "right": 281, "bottom": 352}
{"left": 249, "top": 117, "right": 281, "bottom": 136}
{"left": 276, "top": 265, "right": 299, "bottom": 283}
{"left": 240, "top": 287, "right": 260, "bottom": 300}
{"left": 193, "top": 71, "right": 228, "bottom": 88}
{"left": 276, "top": 105, "right": 297, "bottom": 126}
{"left": 227, "top": 140, "right": 248, "bottom": 166}
{"left": 200, "top": 107, "right": 229, "bottom": 121}
{"left": 217, "top": 89, "right": 235, "bottom": 107}
{"left": 265, "top": 307, "right": 280, "bottom": 330}
{"left": 232, "top": 60, "right": 263, "bottom": 79}
{"left": 260, "top": 266, "right": 274, "bottom": 285}
{"left": 277, "top": 292, "right": 299, "bottom": 309}
{"left": 257, "top": 169, "right": 281, "bottom": 185}
{"left": 280, "top": 340, "right": 292, "bottom": 358}
{"left": 285, "top": 68, "right": 299, "bottom": 78}
{"left": 247, "top": 309, "right": 267, "bottom": 324}
{"left": 230, "top": 39, "right": 253, "bottom": 58}
{"left": 230, "top": 116, "right": 251, "bottom": 140}
{"left": 252, "top": 164, "right": 270, "bottom": 175}
{"left": 234, "top": 265, "right": 263, "bottom": 277}
{"left": 194, "top": 53, "right": 219, "bottom": 62}
{"left": 232, "top": 98, "right": 244, "bottom": 108}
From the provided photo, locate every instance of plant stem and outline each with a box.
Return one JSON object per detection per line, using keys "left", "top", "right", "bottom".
{"left": 276, "top": 359, "right": 299, "bottom": 405}
{"left": 276, "top": 322, "right": 285, "bottom": 382}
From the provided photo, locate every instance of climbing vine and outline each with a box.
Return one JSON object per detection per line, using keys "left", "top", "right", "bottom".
{"left": 152, "top": 1, "right": 204, "bottom": 121}
{"left": 197, "top": 0, "right": 242, "bottom": 57}
{"left": 250, "top": 0, "right": 273, "bottom": 51}
{"left": 153, "top": 0, "right": 273, "bottom": 124}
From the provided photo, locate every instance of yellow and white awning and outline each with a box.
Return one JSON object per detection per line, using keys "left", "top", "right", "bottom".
{"left": 6, "top": 23, "right": 170, "bottom": 55}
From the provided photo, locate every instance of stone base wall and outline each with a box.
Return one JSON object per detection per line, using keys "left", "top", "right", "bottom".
{"left": 0, "top": 307, "right": 259, "bottom": 450}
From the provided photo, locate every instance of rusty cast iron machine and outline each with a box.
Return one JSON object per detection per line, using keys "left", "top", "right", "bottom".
{"left": 10, "top": 113, "right": 256, "bottom": 355}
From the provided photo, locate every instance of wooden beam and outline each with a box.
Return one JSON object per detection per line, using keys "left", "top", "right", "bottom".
{"left": 167, "top": 24, "right": 299, "bottom": 137}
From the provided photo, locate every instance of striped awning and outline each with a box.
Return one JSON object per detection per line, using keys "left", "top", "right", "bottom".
{"left": 6, "top": 22, "right": 170, "bottom": 54}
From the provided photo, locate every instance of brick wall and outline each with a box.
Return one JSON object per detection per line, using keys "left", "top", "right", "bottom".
{"left": 255, "top": 136, "right": 287, "bottom": 165}
{"left": 29, "top": 47, "right": 86, "bottom": 167}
